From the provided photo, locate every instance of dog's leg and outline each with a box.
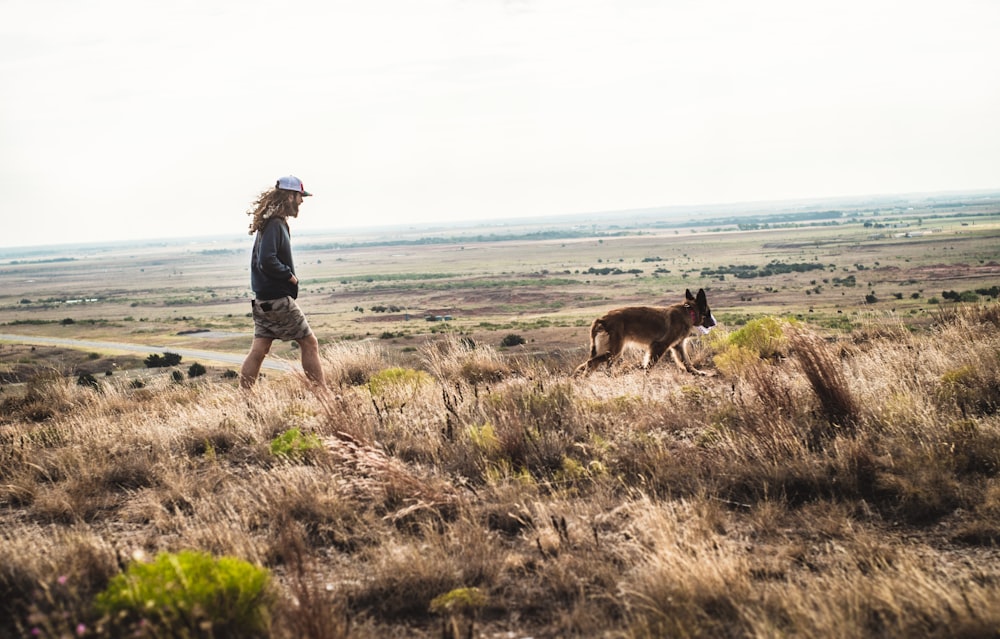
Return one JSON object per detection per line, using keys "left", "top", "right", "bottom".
{"left": 672, "top": 339, "right": 707, "bottom": 375}
{"left": 645, "top": 341, "right": 670, "bottom": 371}
{"left": 575, "top": 352, "right": 613, "bottom": 377}
{"left": 603, "top": 333, "right": 625, "bottom": 372}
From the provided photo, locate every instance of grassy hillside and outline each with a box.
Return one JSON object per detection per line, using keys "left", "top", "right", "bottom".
{"left": 2, "top": 304, "right": 1000, "bottom": 637}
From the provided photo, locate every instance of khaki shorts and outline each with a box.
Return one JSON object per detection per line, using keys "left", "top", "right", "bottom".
{"left": 251, "top": 296, "right": 313, "bottom": 341}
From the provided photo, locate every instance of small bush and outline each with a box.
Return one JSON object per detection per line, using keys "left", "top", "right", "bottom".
{"left": 94, "top": 550, "right": 271, "bottom": 637}
{"left": 188, "top": 362, "right": 207, "bottom": 378}
{"left": 727, "top": 317, "right": 791, "bottom": 360}
{"left": 714, "top": 317, "right": 792, "bottom": 375}
{"left": 431, "top": 587, "right": 487, "bottom": 638}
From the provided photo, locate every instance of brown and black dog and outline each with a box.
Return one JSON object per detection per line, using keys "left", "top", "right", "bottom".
{"left": 574, "top": 288, "right": 716, "bottom": 376}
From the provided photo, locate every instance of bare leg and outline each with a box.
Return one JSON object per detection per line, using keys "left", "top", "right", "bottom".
{"left": 240, "top": 337, "right": 274, "bottom": 389}
{"left": 296, "top": 333, "right": 326, "bottom": 388}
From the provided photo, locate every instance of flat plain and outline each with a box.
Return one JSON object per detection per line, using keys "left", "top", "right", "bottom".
{"left": 2, "top": 192, "right": 998, "bottom": 379}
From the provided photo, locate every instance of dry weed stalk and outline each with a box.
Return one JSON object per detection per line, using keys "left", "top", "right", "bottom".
{"left": 321, "top": 431, "right": 462, "bottom": 523}
{"left": 790, "top": 327, "right": 860, "bottom": 433}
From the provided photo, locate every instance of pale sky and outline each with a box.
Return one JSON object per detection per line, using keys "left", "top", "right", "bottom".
{"left": 2, "top": 0, "right": 998, "bottom": 248}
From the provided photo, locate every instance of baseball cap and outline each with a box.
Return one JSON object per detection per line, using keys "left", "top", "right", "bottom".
{"left": 276, "top": 175, "right": 312, "bottom": 197}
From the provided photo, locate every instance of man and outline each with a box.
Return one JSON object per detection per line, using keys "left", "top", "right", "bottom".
{"left": 239, "top": 175, "right": 325, "bottom": 389}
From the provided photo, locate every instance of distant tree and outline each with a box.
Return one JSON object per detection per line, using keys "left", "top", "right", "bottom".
{"left": 501, "top": 334, "right": 526, "bottom": 347}
{"left": 188, "top": 362, "right": 207, "bottom": 378}
{"left": 144, "top": 352, "right": 183, "bottom": 368}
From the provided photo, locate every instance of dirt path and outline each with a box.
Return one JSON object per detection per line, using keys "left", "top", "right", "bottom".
{"left": 0, "top": 333, "right": 294, "bottom": 372}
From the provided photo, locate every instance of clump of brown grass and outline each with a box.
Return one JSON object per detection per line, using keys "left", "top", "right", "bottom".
{"left": 421, "top": 335, "right": 512, "bottom": 385}
{"left": 0, "top": 528, "right": 119, "bottom": 637}
{"left": 0, "top": 368, "right": 79, "bottom": 423}
{"left": 321, "top": 340, "right": 393, "bottom": 388}
{"left": 790, "top": 327, "right": 861, "bottom": 435}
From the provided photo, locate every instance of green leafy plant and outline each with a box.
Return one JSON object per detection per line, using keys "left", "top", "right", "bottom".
{"left": 270, "top": 427, "right": 322, "bottom": 460}
{"left": 94, "top": 550, "right": 272, "bottom": 637}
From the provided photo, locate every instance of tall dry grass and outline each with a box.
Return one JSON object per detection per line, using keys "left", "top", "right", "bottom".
{"left": 2, "top": 304, "right": 1000, "bottom": 637}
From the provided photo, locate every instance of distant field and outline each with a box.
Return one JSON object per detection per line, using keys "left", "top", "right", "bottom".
{"left": 2, "top": 193, "right": 998, "bottom": 373}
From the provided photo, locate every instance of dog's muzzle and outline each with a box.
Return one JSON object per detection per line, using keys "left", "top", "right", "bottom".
{"left": 697, "top": 313, "right": 717, "bottom": 334}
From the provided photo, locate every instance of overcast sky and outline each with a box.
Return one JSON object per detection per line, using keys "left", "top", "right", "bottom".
{"left": 2, "top": 0, "right": 998, "bottom": 248}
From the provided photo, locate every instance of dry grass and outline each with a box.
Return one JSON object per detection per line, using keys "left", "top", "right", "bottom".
{"left": 3, "top": 304, "right": 1000, "bottom": 637}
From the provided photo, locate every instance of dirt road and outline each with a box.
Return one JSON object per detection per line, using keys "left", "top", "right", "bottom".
{"left": 0, "top": 333, "right": 294, "bottom": 372}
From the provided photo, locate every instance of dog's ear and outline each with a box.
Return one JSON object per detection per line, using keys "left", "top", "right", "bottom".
{"left": 685, "top": 289, "right": 695, "bottom": 301}
{"left": 696, "top": 289, "right": 707, "bottom": 306}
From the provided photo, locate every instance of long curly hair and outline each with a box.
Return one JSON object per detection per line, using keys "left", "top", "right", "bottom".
{"left": 246, "top": 188, "right": 298, "bottom": 235}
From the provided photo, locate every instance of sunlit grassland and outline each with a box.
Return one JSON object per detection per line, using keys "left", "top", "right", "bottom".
{"left": 2, "top": 305, "right": 1000, "bottom": 637}
{"left": 2, "top": 196, "right": 1000, "bottom": 636}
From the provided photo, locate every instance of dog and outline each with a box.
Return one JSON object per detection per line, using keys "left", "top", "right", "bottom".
{"left": 573, "top": 288, "right": 716, "bottom": 376}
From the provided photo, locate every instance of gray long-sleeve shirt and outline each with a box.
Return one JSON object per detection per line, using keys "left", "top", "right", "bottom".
{"left": 250, "top": 218, "right": 299, "bottom": 300}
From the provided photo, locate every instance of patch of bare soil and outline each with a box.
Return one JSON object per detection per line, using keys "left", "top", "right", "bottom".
{"left": 910, "top": 263, "right": 1000, "bottom": 281}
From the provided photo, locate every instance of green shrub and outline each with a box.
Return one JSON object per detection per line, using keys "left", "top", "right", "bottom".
{"left": 726, "top": 317, "right": 792, "bottom": 359}
{"left": 366, "top": 367, "right": 432, "bottom": 395}
{"left": 270, "top": 427, "right": 322, "bottom": 460}
{"left": 714, "top": 317, "right": 794, "bottom": 375}
{"left": 94, "top": 550, "right": 271, "bottom": 637}
{"left": 188, "top": 362, "right": 207, "bottom": 378}
{"left": 430, "top": 587, "right": 487, "bottom": 638}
